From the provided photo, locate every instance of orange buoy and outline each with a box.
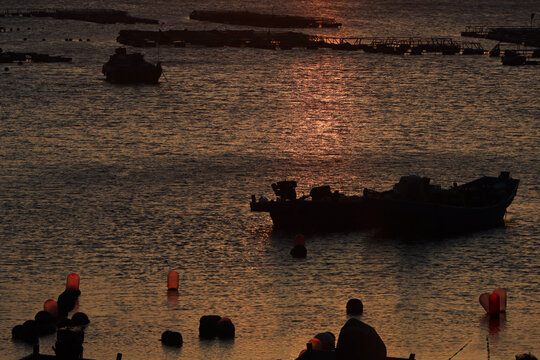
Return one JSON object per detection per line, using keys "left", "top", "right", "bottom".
{"left": 307, "top": 337, "right": 323, "bottom": 350}
{"left": 66, "top": 273, "right": 80, "bottom": 291}
{"left": 489, "top": 292, "right": 500, "bottom": 318}
{"left": 43, "top": 299, "right": 58, "bottom": 318}
{"left": 167, "top": 270, "right": 179, "bottom": 291}
{"left": 493, "top": 288, "right": 507, "bottom": 312}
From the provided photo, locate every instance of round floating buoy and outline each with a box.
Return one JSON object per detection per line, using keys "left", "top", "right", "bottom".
{"left": 479, "top": 293, "right": 490, "bottom": 313}
{"left": 216, "top": 317, "right": 235, "bottom": 339}
{"left": 346, "top": 298, "right": 363, "bottom": 315}
{"left": 4, "top": 67, "right": 8, "bottom": 71}
{"left": 489, "top": 293, "right": 500, "bottom": 318}
{"left": 58, "top": 289, "right": 80, "bottom": 318}
{"left": 44, "top": 299, "right": 59, "bottom": 318}
{"left": 35, "top": 310, "right": 55, "bottom": 324}
{"left": 314, "top": 331, "right": 336, "bottom": 351}
{"left": 291, "top": 234, "right": 307, "bottom": 258}
{"left": 290, "top": 245, "right": 307, "bottom": 258}
{"left": 307, "top": 337, "right": 323, "bottom": 350}
{"left": 12, "top": 323, "right": 39, "bottom": 343}
{"left": 12, "top": 324, "right": 26, "bottom": 340}
{"left": 199, "top": 315, "right": 221, "bottom": 339}
{"left": 493, "top": 288, "right": 507, "bottom": 312}
{"left": 294, "top": 234, "right": 305, "bottom": 246}
{"left": 35, "top": 311, "right": 56, "bottom": 336}
{"left": 72, "top": 312, "right": 90, "bottom": 326}
{"left": 66, "top": 273, "right": 80, "bottom": 291}
{"left": 161, "top": 330, "right": 183, "bottom": 347}
{"left": 167, "top": 270, "right": 179, "bottom": 292}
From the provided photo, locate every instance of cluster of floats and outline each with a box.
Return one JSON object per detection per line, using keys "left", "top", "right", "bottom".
{"left": 14, "top": 271, "right": 418, "bottom": 360}
{"left": 250, "top": 172, "right": 519, "bottom": 235}
{"left": 14, "top": 271, "right": 236, "bottom": 360}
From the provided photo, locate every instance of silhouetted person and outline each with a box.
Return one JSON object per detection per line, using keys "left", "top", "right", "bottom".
{"left": 335, "top": 318, "right": 386, "bottom": 360}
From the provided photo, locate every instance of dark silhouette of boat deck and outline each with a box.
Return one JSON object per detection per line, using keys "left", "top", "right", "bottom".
{"left": 189, "top": 10, "right": 341, "bottom": 28}
{"left": 0, "top": 8, "right": 158, "bottom": 24}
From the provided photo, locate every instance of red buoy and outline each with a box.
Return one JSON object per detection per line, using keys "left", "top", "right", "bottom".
{"left": 489, "top": 292, "right": 500, "bottom": 318}
{"left": 294, "top": 234, "right": 305, "bottom": 246}
{"left": 66, "top": 273, "right": 80, "bottom": 291}
{"left": 167, "top": 270, "right": 179, "bottom": 292}
{"left": 44, "top": 299, "right": 58, "bottom": 318}
{"left": 493, "top": 288, "right": 507, "bottom": 312}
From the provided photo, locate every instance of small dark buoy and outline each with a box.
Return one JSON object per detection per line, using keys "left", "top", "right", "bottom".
{"left": 23, "top": 38, "right": 27, "bottom": 41}
{"left": 161, "top": 330, "right": 183, "bottom": 347}
{"left": 346, "top": 298, "right": 363, "bottom": 315}
{"left": 4, "top": 67, "right": 8, "bottom": 71}
{"left": 12, "top": 324, "right": 26, "bottom": 340}
{"left": 87, "top": 39, "right": 90, "bottom": 41}
{"left": 57, "top": 289, "right": 80, "bottom": 318}
{"left": 291, "top": 233, "right": 307, "bottom": 258}
{"left": 42, "top": 38, "right": 46, "bottom": 41}
{"left": 290, "top": 245, "right": 307, "bottom": 258}
{"left": 216, "top": 317, "right": 235, "bottom": 339}
{"left": 13, "top": 321, "right": 39, "bottom": 343}
{"left": 72, "top": 312, "right": 90, "bottom": 326}
{"left": 199, "top": 315, "right": 221, "bottom": 339}
{"left": 516, "top": 353, "right": 538, "bottom": 360}
{"left": 35, "top": 310, "right": 55, "bottom": 324}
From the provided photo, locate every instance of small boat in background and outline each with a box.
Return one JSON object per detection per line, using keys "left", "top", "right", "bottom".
{"left": 250, "top": 172, "right": 519, "bottom": 234}
{"left": 102, "top": 47, "right": 162, "bottom": 84}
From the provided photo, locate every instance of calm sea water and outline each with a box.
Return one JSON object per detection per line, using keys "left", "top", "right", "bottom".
{"left": 1, "top": 1, "right": 539, "bottom": 359}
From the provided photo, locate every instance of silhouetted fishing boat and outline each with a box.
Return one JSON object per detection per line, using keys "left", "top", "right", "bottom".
{"left": 102, "top": 47, "right": 162, "bottom": 84}
{"left": 250, "top": 172, "right": 519, "bottom": 233}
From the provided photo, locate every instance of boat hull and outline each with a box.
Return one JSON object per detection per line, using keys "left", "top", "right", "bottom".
{"left": 250, "top": 174, "right": 519, "bottom": 234}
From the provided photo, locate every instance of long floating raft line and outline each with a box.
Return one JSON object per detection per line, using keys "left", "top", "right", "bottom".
{"left": 189, "top": 10, "right": 341, "bottom": 28}
{"left": 0, "top": 8, "right": 158, "bottom": 24}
